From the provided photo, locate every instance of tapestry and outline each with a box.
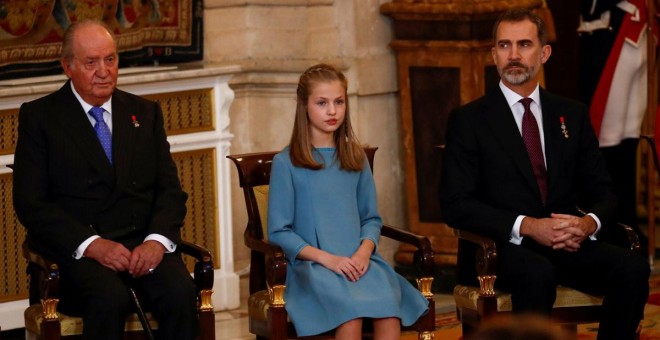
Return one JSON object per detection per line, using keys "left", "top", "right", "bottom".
{"left": 0, "top": 0, "right": 203, "bottom": 80}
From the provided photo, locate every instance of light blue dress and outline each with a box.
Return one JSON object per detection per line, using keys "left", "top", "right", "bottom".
{"left": 267, "top": 147, "right": 429, "bottom": 336}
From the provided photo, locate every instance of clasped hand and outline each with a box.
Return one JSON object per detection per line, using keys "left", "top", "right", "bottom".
{"left": 83, "top": 239, "right": 166, "bottom": 277}
{"left": 522, "top": 213, "right": 596, "bottom": 252}
{"left": 323, "top": 251, "right": 370, "bottom": 282}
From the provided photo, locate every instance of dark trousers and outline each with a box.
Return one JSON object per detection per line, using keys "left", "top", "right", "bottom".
{"left": 58, "top": 253, "right": 198, "bottom": 340}
{"left": 495, "top": 239, "right": 649, "bottom": 340}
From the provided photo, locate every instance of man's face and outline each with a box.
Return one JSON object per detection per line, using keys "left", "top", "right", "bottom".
{"left": 61, "top": 24, "right": 118, "bottom": 106}
{"left": 492, "top": 19, "right": 550, "bottom": 88}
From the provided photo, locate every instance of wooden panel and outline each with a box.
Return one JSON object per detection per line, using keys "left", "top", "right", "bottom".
{"left": 0, "top": 173, "right": 28, "bottom": 303}
{"left": 143, "top": 88, "right": 215, "bottom": 136}
{"left": 409, "top": 66, "right": 460, "bottom": 222}
{"left": 172, "top": 149, "right": 220, "bottom": 271}
{"left": 0, "top": 108, "right": 19, "bottom": 156}
{"left": 391, "top": 41, "right": 493, "bottom": 266}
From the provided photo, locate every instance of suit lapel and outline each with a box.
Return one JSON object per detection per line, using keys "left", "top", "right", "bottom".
{"left": 483, "top": 88, "right": 543, "bottom": 201}
{"left": 57, "top": 82, "right": 115, "bottom": 183}
{"left": 539, "top": 89, "right": 564, "bottom": 201}
{"left": 103, "top": 92, "right": 136, "bottom": 208}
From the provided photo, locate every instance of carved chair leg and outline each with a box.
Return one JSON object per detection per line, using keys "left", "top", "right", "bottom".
{"left": 267, "top": 306, "right": 288, "bottom": 340}
{"left": 461, "top": 322, "right": 477, "bottom": 340}
{"left": 198, "top": 310, "right": 215, "bottom": 340}
{"left": 476, "top": 296, "right": 497, "bottom": 317}
{"left": 41, "top": 319, "right": 61, "bottom": 340}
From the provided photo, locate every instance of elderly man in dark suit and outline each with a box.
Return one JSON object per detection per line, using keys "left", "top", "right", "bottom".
{"left": 440, "top": 8, "right": 649, "bottom": 340}
{"left": 13, "top": 20, "right": 197, "bottom": 340}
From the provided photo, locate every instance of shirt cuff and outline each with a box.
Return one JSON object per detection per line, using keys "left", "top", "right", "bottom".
{"left": 73, "top": 235, "right": 101, "bottom": 259}
{"left": 510, "top": 215, "right": 526, "bottom": 245}
{"left": 587, "top": 213, "right": 602, "bottom": 240}
{"left": 144, "top": 234, "right": 177, "bottom": 253}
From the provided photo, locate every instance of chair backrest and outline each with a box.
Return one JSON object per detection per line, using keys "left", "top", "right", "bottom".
{"left": 227, "top": 147, "right": 377, "bottom": 292}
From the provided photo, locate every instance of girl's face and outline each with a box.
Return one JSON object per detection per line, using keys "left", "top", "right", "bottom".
{"left": 306, "top": 80, "right": 346, "bottom": 147}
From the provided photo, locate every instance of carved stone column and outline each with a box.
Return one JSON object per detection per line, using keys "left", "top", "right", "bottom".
{"left": 380, "top": 0, "right": 542, "bottom": 271}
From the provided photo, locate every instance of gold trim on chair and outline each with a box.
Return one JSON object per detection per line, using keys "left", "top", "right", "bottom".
{"left": 419, "top": 330, "right": 435, "bottom": 340}
{"left": 478, "top": 275, "right": 496, "bottom": 297}
{"left": 416, "top": 277, "right": 434, "bottom": 298}
{"left": 200, "top": 289, "right": 214, "bottom": 312}
{"left": 41, "top": 298, "right": 59, "bottom": 321}
{"left": 267, "top": 284, "right": 286, "bottom": 307}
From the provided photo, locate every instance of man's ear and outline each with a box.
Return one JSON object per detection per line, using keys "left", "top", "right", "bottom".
{"left": 541, "top": 44, "right": 552, "bottom": 64}
{"left": 60, "top": 58, "right": 72, "bottom": 78}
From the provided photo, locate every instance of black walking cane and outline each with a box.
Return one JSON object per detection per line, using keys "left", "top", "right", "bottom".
{"left": 128, "top": 286, "right": 155, "bottom": 340}
{"left": 121, "top": 272, "right": 155, "bottom": 340}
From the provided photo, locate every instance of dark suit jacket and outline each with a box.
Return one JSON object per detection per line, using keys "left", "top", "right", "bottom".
{"left": 440, "top": 86, "right": 617, "bottom": 279}
{"left": 13, "top": 81, "right": 188, "bottom": 263}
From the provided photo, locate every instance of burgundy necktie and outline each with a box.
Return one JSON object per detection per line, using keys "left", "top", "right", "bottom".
{"left": 520, "top": 98, "right": 547, "bottom": 204}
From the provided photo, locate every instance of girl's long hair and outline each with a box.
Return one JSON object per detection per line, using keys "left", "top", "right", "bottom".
{"left": 289, "top": 63, "right": 364, "bottom": 171}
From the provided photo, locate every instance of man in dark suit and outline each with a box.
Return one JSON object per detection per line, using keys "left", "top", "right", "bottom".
{"left": 440, "top": 8, "right": 649, "bottom": 340}
{"left": 13, "top": 20, "right": 197, "bottom": 340}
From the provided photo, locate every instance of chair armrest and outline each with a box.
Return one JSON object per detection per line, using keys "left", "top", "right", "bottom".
{"left": 22, "top": 241, "right": 60, "bottom": 302}
{"left": 452, "top": 229, "right": 498, "bottom": 277}
{"left": 179, "top": 240, "right": 214, "bottom": 291}
{"left": 243, "top": 229, "right": 287, "bottom": 288}
{"left": 575, "top": 206, "right": 640, "bottom": 252}
{"left": 616, "top": 222, "right": 641, "bottom": 252}
{"left": 381, "top": 224, "right": 435, "bottom": 278}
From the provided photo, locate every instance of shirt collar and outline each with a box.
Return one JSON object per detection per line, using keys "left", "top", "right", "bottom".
{"left": 499, "top": 81, "right": 541, "bottom": 110}
{"left": 70, "top": 81, "right": 112, "bottom": 115}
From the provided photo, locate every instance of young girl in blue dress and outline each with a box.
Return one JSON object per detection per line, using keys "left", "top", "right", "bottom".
{"left": 267, "top": 63, "right": 429, "bottom": 339}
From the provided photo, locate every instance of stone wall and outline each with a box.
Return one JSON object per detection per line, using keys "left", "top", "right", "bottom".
{"left": 204, "top": 0, "right": 406, "bottom": 269}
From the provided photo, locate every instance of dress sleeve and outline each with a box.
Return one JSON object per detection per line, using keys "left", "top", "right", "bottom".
{"left": 267, "top": 153, "right": 310, "bottom": 263}
{"left": 356, "top": 159, "right": 383, "bottom": 250}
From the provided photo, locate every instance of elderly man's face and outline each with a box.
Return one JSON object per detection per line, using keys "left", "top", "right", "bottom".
{"left": 62, "top": 24, "right": 118, "bottom": 106}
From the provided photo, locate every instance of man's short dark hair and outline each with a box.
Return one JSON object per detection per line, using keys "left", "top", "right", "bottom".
{"left": 492, "top": 7, "right": 548, "bottom": 46}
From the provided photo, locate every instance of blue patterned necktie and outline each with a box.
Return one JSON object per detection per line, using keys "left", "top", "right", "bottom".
{"left": 89, "top": 106, "right": 113, "bottom": 164}
{"left": 520, "top": 98, "right": 547, "bottom": 204}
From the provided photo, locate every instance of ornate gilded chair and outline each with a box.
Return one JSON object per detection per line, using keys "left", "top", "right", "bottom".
{"left": 227, "top": 147, "right": 436, "bottom": 340}
{"left": 452, "top": 224, "right": 641, "bottom": 339}
{"left": 22, "top": 240, "right": 216, "bottom": 340}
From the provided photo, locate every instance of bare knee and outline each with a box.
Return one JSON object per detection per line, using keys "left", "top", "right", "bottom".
{"left": 373, "top": 317, "right": 400, "bottom": 340}
{"left": 335, "top": 318, "right": 363, "bottom": 340}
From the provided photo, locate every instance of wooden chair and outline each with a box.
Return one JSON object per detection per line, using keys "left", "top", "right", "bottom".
{"left": 227, "top": 147, "right": 436, "bottom": 340}
{"left": 22, "top": 240, "right": 216, "bottom": 340}
{"left": 452, "top": 224, "right": 641, "bottom": 339}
